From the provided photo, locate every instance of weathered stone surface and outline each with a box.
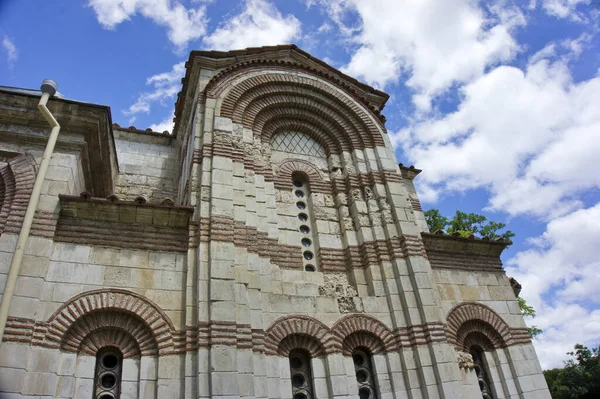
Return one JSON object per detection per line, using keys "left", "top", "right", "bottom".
{"left": 0, "top": 46, "right": 549, "bottom": 399}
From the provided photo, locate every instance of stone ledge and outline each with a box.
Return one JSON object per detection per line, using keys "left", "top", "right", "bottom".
{"left": 422, "top": 231, "right": 511, "bottom": 271}
{"left": 55, "top": 195, "right": 193, "bottom": 252}
{"left": 58, "top": 195, "right": 193, "bottom": 227}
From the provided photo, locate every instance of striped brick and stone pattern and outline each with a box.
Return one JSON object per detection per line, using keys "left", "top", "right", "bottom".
{"left": 0, "top": 46, "right": 550, "bottom": 398}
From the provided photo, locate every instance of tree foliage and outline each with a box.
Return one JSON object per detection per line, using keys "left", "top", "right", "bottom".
{"left": 544, "top": 344, "right": 600, "bottom": 399}
{"left": 517, "top": 296, "right": 543, "bottom": 339}
{"left": 424, "top": 209, "right": 515, "bottom": 242}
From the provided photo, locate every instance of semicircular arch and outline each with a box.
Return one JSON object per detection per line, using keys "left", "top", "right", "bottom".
{"left": 45, "top": 289, "right": 175, "bottom": 353}
{"left": 446, "top": 302, "right": 512, "bottom": 350}
{"left": 205, "top": 61, "right": 386, "bottom": 125}
{"left": 331, "top": 314, "right": 397, "bottom": 353}
{"left": 208, "top": 70, "right": 386, "bottom": 151}
{"left": 264, "top": 315, "right": 333, "bottom": 356}
{"left": 62, "top": 311, "right": 149, "bottom": 358}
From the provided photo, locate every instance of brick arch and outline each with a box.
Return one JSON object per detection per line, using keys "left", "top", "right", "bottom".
{"left": 331, "top": 314, "right": 397, "bottom": 354}
{"left": 342, "top": 331, "right": 386, "bottom": 356}
{"left": 64, "top": 313, "right": 147, "bottom": 358}
{"left": 243, "top": 92, "right": 369, "bottom": 152}
{"left": 265, "top": 315, "right": 334, "bottom": 356}
{"left": 275, "top": 159, "right": 330, "bottom": 194}
{"left": 240, "top": 87, "right": 368, "bottom": 146}
{"left": 264, "top": 116, "right": 343, "bottom": 155}
{"left": 205, "top": 61, "right": 386, "bottom": 124}
{"left": 0, "top": 154, "right": 36, "bottom": 234}
{"left": 278, "top": 334, "right": 325, "bottom": 358}
{"left": 209, "top": 70, "right": 385, "bottom": 151}
{"left": 46, "top": 289, "right": 175, "bottom": 354}
{"left": 461, "top": 324, "right": 500, "bottom": 352}
{"left": 446, "top": 302, "right": 511, "bottom": 350}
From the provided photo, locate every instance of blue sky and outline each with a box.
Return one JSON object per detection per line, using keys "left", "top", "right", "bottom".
{"left": 1, "top": 0, "right": 599, "bottom": 369}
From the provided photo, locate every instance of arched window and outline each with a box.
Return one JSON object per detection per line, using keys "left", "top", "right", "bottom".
{"left": 470, "top": 346, "right": 494, "bottom": 399}
{"left": 352, "top": 348, "right": 378, "bottom": 399}
{"left": 289, "top": 349, "right": 315, "bottom": 399}
{"left": 93, "top": 348, "right": 123, "bottom": 399}
{"left": 271, "top": 131, "right": 326, "bottom": 158}
{"left": 292, "top": 173, "right": 319, "bottom": 272}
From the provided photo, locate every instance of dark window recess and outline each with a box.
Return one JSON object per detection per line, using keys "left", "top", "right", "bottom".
{"left": 93, "top": 349, "right": 123, "bottom": 399}
{"left": 289, "top": 349, "right": 315, "bottom": 399}
{"left": 352, "top": 349, "right": 378, "bottom": 399}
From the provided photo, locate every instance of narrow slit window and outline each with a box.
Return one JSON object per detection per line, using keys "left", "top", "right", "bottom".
{"left": 93, "top": 348, "right": 123, "bottom": 399}
{"left": 470, "top": 347, "right": 494, "bottom": 399}
{"left": 289, "top": 349, "right": 315, "bottom": 399}
{"left": 352, "top": 349, "right": 378, "bottom": 399}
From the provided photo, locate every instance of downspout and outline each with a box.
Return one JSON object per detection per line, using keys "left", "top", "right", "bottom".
{"left": 0, "top": 79, "right": 60, "bottom": 343}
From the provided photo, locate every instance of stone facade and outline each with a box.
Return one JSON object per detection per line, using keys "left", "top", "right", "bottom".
{"left": 0, "top": 45, "right": 550, "bottom": 398}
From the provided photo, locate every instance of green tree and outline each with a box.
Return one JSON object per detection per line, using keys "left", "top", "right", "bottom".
{"left": 544, "top": 344, "right": 600, "bottom": 398}
{"left": 424, "top": 209, "right": 515, "bottom": 241}
{"left": 424, "top": 209, "right": 538, "bottom": 338}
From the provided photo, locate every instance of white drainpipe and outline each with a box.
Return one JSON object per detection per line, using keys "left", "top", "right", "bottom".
{"left": 0, "top": 79, "right": 60, "bottom": 343}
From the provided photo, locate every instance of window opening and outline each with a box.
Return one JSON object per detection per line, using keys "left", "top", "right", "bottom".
{"left": 352, "top": 349, "right": 378, "bottom": 399}
{"left": 289, "top": 349, "right": 315, "bottom": 399}
{"left": 271, "top": 131, "right": 326, "bottom": 157}
{"left": 93, "top": 349, "right": 123, "bottom": 399}
{"left": 292, "top": 175, "right": 319, "bottom": 271}
{"left": 470, "top": 347, "right": 494, "bottom": 399}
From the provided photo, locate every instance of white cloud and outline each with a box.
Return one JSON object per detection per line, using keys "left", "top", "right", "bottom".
{"left": 399, "top": 50, "right": 600, "bottom": 219}
{"left": 2, "top": 35, "right": 18, "bottom": 67}
{"left": 541, "top": 0, "right": 591, "bottom": 20}
{"left": 506, "top": 203, "right": 600, "bottom": 368}
{"left": 310, "top": 0, "right": 524, "bottom": 111}
{"left": 149, "top": 117, "right": 174, "bottom": 134}
{"left": 203, "top": 0, "right": 301, "bottom": 50}
{"left": 88, "top": 0, "right": 207, "bottom": 49}
{"left": 124, "top": 61, "right": 185, "bottom": 118}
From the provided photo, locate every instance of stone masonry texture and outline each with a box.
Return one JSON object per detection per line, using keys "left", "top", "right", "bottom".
{"left": 0, "top": 45, "right": 550, "bottom": 398}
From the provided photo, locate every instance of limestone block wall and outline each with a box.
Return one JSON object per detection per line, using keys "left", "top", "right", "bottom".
{"left": 432, "top": 268, "right": 550, "bottom": 398}
{"left": 1, "top": 143, "right": 85, "bottom": 300}
{"left": 0, "top": 237, "right": 188, "bottom": 398}
{"left": 113, "top": 128, "right": 180, "bottom": 202}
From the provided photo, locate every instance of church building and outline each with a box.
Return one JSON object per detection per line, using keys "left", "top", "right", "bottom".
{"left": 0, "top": 45, "right": 550, "bottom": 398}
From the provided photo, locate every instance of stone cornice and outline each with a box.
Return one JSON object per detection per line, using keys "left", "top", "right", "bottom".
{"left": 0, "top": 89, "right": 117, "bottom": 197}
{"left": 421, "top": 231, "right": 511, "bottom": 255}
{"left": 55, "top": 195, "right": 194, "bottom": 252}
{"left": 59, "top": 194, "right": 193, "bottom": 227}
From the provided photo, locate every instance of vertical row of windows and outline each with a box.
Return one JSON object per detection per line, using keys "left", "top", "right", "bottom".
{"left": 93, "top": 350, "right": 123, "bottom": 399}
{"left": 293, "top": 177, "right": 318, "bottom": 272}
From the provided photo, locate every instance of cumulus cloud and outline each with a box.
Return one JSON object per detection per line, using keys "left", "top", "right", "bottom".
{"left": 310, "top": 0, "right": 524, "bottom": 111}
{"left": 2, "top": 35, "right": 18, "bottom": 68}
{"left": 541, "top": 0, "right": 591, "bottom": 20}
{"left": 398, "top": 48, "right": 600, "bottom": 219}
{"left": 203, "top": 0, "right": 301, "bottom": 50}
{"left": 148, "top": 117, "right": 174, "bottom": 134}
{"left": 124, "top": 61, "right": 185, "bottom": 120}
{"left": 88, "top": 0, "right": 207, "bottom": 49}
{"left": 506, "top": 203, "right": 600, "bottom": 368}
